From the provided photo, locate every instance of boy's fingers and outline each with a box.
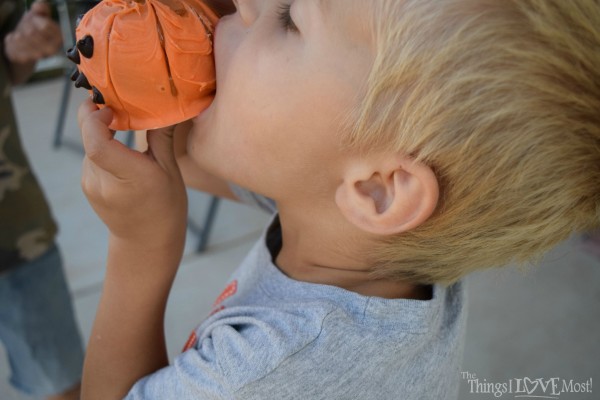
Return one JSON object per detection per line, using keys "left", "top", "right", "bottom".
{"left": 78, "top": 100, "right": 136, "bottom": 176}
{"left": 81, "top": 156, "right": 102, "bottom": 200}
{"left": 146, "top": 125, "right": 178, "bottom": 172}
{"left": 77, "top": 99, "right": 110, "bottom": 136}
{"left": 77, "top": 97, "right": 100, "bottom": 127}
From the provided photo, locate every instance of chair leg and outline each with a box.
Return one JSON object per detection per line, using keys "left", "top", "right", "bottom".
{"left": 53, "top": 0, "right": 75, "bottom": 149}
{"left": 196, "top": 196, "right": 221, "bottom": 253}
{"left": 53, "top": 72, "right": 73, "bottom": 149}
{"left": 125, "top": 130, "right": 135, "bottom": 148}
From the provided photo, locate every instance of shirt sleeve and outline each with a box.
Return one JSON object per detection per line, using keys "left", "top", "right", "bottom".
{"left": 125, "top": 306, "right": 327, "bottom": 399}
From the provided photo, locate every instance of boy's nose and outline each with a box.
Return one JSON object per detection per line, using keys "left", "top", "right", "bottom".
{"left": 233, "top": 0, "right": 259, "bottom": 27}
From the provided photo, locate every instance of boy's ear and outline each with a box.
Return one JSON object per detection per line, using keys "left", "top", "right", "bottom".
{"left": 335, "top": 154, "right": 439, "bottom": 235}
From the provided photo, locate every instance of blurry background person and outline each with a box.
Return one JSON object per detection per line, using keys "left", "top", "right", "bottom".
{"left": 0, "top": 1, "right": 83, "bottom": 399}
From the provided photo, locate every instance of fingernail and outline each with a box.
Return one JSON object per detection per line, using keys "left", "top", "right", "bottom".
{"left": 76, "top": 35, "right": 94, "bottom": 58}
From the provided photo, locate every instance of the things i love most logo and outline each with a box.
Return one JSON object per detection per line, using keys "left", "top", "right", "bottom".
{"left": 460, "top": 371, "right": 592, "bottom": 398}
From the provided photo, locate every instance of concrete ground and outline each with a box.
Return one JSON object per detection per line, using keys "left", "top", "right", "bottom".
{"left": 1, "top": 77, "right": 598, "bottom": 399}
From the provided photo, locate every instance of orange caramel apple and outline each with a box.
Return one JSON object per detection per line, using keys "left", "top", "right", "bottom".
{"left": 68, "top": 0, "right": 218, "bottom": 131}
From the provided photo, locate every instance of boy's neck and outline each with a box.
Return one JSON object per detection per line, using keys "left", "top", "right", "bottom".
{"left": 272, "top": 207, "right": 431, "bottom": 301}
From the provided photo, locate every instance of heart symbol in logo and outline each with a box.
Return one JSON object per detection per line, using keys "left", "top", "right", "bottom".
{"left": 524, "top": 377, "right": 540, "bottom": 394}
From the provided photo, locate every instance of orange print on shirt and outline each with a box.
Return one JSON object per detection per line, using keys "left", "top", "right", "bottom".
{"left": 181, "top": 280, "right": 238, "bottom": 352}
{"left": 182, "top": 331, "right": 197, "bottom": 353}
{"left": 213, "top": 280, "right": 238, "bottom": 308}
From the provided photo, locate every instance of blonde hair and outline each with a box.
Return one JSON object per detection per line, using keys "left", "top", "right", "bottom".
{"left": 350, "top": 0, "right": 600, "bottom": 284}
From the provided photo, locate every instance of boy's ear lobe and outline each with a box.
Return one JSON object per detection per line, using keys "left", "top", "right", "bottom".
{"left": 335, "top": 155, "right": 439, "bottom": 235}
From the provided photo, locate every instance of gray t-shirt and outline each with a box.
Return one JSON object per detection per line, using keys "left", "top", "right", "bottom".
{"left": 127, "top": 189, "right": 467, "bottom": 399}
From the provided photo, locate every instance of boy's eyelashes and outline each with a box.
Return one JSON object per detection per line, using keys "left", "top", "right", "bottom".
{"left": 278, "top": 3, "right": 299, "bottom": 33}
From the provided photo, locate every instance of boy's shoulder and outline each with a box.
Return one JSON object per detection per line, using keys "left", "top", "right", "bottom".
{"left": 226, "top": 261, "right": 466, "bottom": 399}
{"left": 230, "top": 223, "right": 467, "bottom": 392}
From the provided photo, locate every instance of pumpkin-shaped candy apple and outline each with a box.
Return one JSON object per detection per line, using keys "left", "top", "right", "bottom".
{"left": 68, "top": 0, "right": 218, "bottom": 130}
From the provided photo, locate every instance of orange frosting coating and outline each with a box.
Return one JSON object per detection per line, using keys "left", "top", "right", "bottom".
{"left": 76, "top": 0, "right": 218, "bottom": 130}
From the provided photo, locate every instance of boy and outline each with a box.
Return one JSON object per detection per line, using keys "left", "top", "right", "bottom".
{"left": 76, "top": 0, "right": 600, "bottom": 399}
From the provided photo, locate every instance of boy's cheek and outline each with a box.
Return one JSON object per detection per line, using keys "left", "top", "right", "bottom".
{"left": 213, "top": 16, "right": 242, "bottom": 81}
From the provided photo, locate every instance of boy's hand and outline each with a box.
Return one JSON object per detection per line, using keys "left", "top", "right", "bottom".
{"left": 4, "top": 0, "right": 62, "bottom": 64}
{"left": 78, "top": 99, "right": 188, "bottom": 255}
{"left": 79, "top": 100, "right": 187, "bottom": 398}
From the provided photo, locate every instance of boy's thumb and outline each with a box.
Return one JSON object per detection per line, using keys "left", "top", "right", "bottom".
{"left": 146, "top": 125, "right": 178, "bottom": 172}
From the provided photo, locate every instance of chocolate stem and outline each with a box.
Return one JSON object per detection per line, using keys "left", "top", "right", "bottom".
{"left": 75, "top": 73, "right": 92, "bottom": 90}
{"left": 70, "top": 68, "right": 80, "bottom": 82}
{"left": 92, "top": 87, "right": 105, "bottom": 104}
{"left": 66, "top": 46, "right": 80, "bottom": 64}
{"left": 76, "top": 35, "right": 94, "bottom": 58}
